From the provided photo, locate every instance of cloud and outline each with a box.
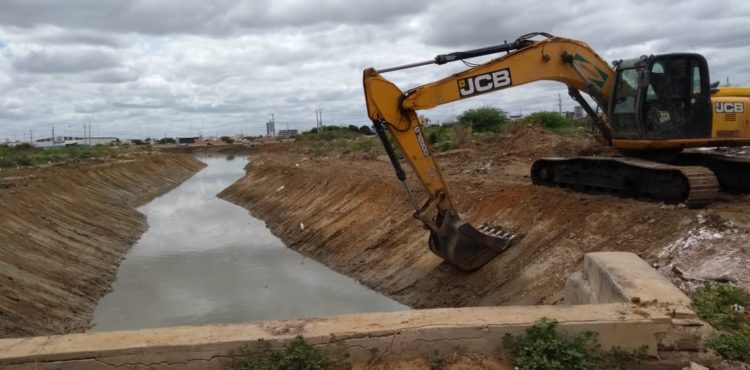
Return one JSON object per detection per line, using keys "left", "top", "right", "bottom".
{"left": 11, "top": 48, "right": 121, "bottom": 74}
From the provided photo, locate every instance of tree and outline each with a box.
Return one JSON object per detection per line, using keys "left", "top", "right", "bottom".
{"left": 158, "top": 137, "right": 176, "bottom": 144}
{"left": 220, "top": 136, "right": 234, "bottom": 144}
{"left": 358, "top": 125, "right": 373, "bottom": 135}
{"left": 457, "top": 106, "right": 509, "bottom": 133}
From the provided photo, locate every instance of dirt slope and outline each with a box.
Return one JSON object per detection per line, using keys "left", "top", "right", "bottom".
{"left": 221, "top": 125, "right": 750, "bottom": 308}
{"left": 0, "top": 152, "right": 205, "bottom": 338}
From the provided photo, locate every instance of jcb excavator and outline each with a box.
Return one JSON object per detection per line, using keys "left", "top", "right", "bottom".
{"left": 363, "top": 32, "right": 750, "bottom": 271}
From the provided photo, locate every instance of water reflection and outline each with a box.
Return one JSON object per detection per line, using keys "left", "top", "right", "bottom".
{"left": 91, "top": 155, "right": 407, "bottom": 332}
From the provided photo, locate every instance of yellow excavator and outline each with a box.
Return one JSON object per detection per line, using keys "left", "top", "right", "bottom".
{"left": 363, "top": 32, "right": 750, "bottom": 271}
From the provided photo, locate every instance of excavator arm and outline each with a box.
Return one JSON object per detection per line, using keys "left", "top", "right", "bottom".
{"left": 362, "top": 33, "right": 615, "bottom": 270}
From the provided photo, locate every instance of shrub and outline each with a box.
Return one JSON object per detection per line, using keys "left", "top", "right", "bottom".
{"left": 501, "top": 318, "right": 645, "bottom": 370}
{"left": 457, "top": 106, "right": 509, "bottom": 133}
{"left": 232, "top": 336, "right": 342, "bottom": 370}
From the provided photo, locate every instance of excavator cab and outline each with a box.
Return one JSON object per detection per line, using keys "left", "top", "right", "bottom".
{"left": 610, "top": 54, "right": 712, "bottom": 141}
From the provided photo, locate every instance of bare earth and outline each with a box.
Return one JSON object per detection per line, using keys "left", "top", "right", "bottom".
{"left": 0, "top": 152, "right": 205, "bottom": 338}
{"left": 221, "top": 125, "right": 750, "bottom": 309}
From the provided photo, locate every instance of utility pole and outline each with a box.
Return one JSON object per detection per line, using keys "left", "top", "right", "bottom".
{"left": 558, "top": 93, "right": 562, "bottom": 114}
{"left": 315, "top": 108, "right": 323, "bottom": 130}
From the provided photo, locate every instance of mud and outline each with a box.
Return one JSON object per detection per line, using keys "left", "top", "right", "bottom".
{"left": 0, "top": 152, "right": 205, "bottom": 338}
{"left": 221, "top": 124, "right": 750, "bottom": 308}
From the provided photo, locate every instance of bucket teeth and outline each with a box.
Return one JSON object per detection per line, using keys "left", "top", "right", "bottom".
{"left": 479, "top": 222, "right": 516, "bottom": 240}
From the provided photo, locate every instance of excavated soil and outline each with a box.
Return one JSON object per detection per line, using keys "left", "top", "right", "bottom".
{"left": 0, "top": 152, "right": 205, "bottom": 338}
{"left": 221, "top": 124, "right": 750, "bottom": 308}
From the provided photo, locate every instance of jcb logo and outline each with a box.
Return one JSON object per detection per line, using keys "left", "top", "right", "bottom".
{"left": 715, "top": 102, "right": 745, "bottom": 113}
{"left": 458, "top": 68, "right": 512, "bottom": 97}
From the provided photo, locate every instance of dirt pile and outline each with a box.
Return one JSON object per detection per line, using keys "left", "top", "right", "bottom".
{"left": 0, "top": 153, "right": 205, "bottom": 338}
{"left": 220, "top": 126, "right": 750, "bottom": 309}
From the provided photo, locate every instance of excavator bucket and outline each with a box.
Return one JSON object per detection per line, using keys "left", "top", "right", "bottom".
{"left": 427, "top": 210, "right": 518, "bottom": 271}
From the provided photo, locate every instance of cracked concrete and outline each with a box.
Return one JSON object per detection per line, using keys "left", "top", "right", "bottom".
{"left": 0, "top": 252, "right": 712, "bottom": 369}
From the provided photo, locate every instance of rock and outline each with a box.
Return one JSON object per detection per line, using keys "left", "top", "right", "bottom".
{"left": 683, "top": 362, "right": 709, "bottom": 370}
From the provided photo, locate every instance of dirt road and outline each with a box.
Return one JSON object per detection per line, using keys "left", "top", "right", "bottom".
{"left": 0, "top": 152, "right": 204, "bottom": 338}
{"left": 221, "top": 125, "right": 750, "bottom": 308}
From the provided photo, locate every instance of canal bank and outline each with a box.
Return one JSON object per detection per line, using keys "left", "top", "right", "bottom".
{"left": 92, "top": 155, "right": 406, "bottom": 332}
{"left": 0, "top": 152, "right": 205, "bottom": 338}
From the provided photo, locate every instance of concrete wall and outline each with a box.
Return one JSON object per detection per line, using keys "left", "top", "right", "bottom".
{"left": 0, "top": 252, "right": 712, "bottom": 369}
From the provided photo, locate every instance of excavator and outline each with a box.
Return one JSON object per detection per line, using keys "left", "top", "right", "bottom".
{"left": 363, "top": 32, "right": 750, "bottom": 271}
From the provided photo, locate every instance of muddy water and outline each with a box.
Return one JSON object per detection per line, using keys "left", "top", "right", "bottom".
{"left": 91, "top": 155, "right": 407, "bottom": 332}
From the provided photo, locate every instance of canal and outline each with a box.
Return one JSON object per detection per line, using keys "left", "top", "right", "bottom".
{"left": 92, "top": 155, "right": 407, "bottom": 332}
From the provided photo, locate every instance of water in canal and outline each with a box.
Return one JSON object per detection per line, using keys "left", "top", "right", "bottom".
{"left": 91, "top": 155, "right": 408, "bottom": 332}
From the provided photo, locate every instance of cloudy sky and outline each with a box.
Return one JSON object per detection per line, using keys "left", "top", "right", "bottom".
{"left": 0, "top": 0, "right": 748, "bottom": 141}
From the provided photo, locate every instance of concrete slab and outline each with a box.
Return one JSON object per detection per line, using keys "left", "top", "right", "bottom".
{"left": 0, "top": 303, "right": 672, "bottom": 369}
{"left": 0, "top": 252, "right": 709, "bottom": 369}
{"left": 566, "top": 252, "right": 694, "bottom": 318}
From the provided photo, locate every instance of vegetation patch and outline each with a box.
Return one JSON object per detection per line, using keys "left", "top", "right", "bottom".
{"left": 690, "top": 282, "right": 750, "bottom": 363}
{"left": 232, "top": 336, "right": 350, "bottom": 370}
{"left": 425, "top": 123, "right": 472, "bottom": 152}
{"left": 297, "top": 125, "right": 380, "bottom": 157}
{"left": 501, "top": 318, "right": 645, "bottom": 370}
{"left": 0, "top": 144, "right": 113, "bottom": 169}
{"left": 522, "top": 111, "right": 588, "bottom": 137}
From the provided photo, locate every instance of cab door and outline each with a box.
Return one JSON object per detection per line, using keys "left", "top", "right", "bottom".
{"left": 639, "top": 54, "right": 712, "bottom": 139}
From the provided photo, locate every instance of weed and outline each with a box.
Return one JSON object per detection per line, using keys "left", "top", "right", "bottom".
{"left": 428, "top": 351, "right": 445, "bottom": 370}
{"left": 232, "top": 336, "right": 349, "bottom": 370}
{"left": 690, "top": 282, "right": 750, "bottom": 363}
{"left": 707, "top": 332, "right": 750, "bottom": 362}
{"left": 501, "top": 318, "right": 645, "bottom": 370}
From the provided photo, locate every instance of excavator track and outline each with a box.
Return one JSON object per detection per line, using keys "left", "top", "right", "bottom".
{"left": 531, "top": 157, "right": 719, "bottom": 207}
{"left": 674, "top": 152, "right": 750, "bottom": 193}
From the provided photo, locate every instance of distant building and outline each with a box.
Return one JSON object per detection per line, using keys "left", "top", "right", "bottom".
{"left": 277, "top": 129, "right": 299, "bottom": 138}
{"left": 178, "top": 137, "right": 197, "bottom": 144}
{"left": 574, "top": 105, "right": 585, "bottom": 119}
{"left": 266, "top": 120, "right": 276, "bottom": 137}
{"left": 35, "top": 136, "right": 117, "bottom": 148}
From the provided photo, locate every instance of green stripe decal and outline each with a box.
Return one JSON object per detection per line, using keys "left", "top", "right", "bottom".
{"left": 596, "top": 68, "right": 609, "bottom": 82}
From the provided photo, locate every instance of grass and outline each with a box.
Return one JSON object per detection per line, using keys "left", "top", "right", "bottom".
{"left": 0, "top": 144, "right": 113, "bottom": 169}
{"left": 500, "top": 318, "right": 646, "bottom": 370}
{"left": 521, "top": 111, "right": 589, "bottom": 137}
{"left": 690, "top": 282, "right": 750, "bottom": 363}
